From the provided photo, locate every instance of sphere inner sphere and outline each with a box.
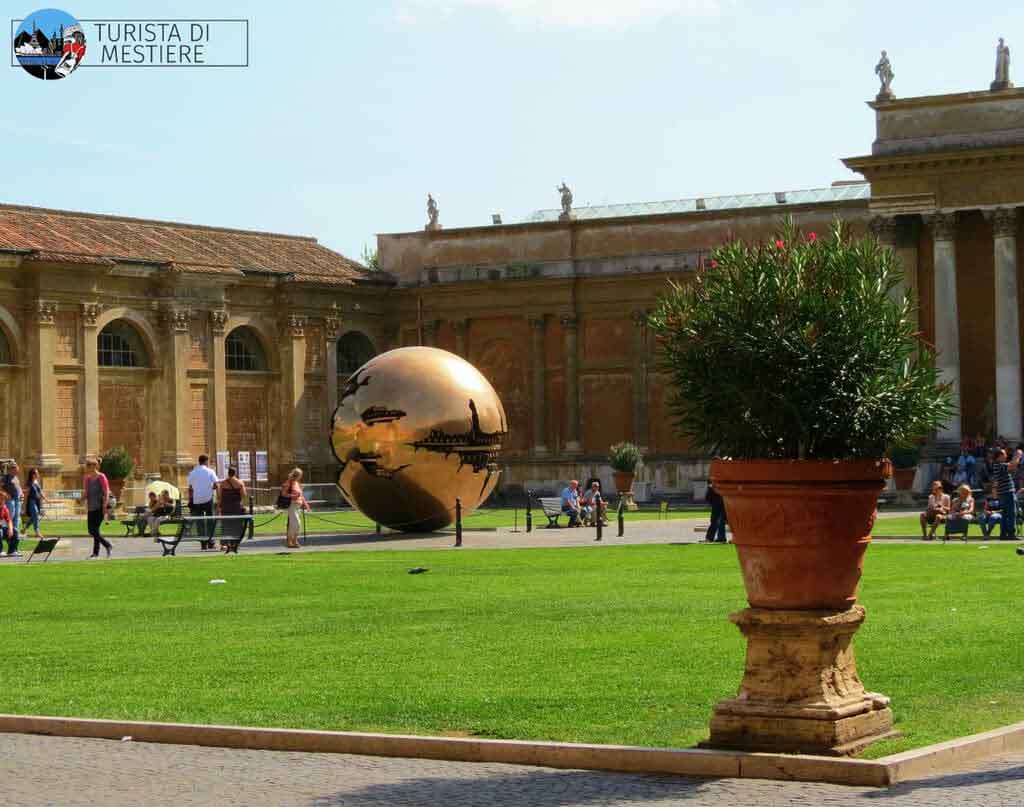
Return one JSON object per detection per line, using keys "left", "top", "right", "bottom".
{"left": 330, "top": 346, "right": 508, "bottom": 532}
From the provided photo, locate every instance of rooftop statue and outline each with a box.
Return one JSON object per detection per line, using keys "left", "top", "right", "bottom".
{"left": 992, "top": 38, "right": 1013, "bottom": 90}
{"left": 425, "top": 193, "right": 440, "bottom": 231}
{"left": 874, "top": 50, "right": 894, "bottom": 100}
{"left": 557, "top": 182, "right": 573, "bottom": 221}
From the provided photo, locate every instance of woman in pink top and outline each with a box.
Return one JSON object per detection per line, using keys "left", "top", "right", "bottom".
{"left": 920, "top": 480, "right": 950, "bottom": 540}
{"left": 83, "top": 457, "right": 112, "bottom": 558}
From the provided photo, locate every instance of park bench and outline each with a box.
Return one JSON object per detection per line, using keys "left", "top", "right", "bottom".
{"left": 536, "top": 496, "right": 567, "bottom": 528}
{"left": 155, "top": 514, "right": 254, "bottom": 556}
{"left": 943, "top": 517, "right": 972, "bottom": 542}
{"left": 122, "top": 500, "right": 184, "bottom": 537}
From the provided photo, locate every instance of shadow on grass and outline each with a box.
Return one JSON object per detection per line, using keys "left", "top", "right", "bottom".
{"left": 864, "top": 764, "right": 1024, "bottom": 799}
{"left": 312, "top": 769, "right": 715, "bottom": 807}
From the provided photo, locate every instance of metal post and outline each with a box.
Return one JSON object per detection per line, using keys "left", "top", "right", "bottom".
{"left": 513, "top": 507, "right": 518, "bottom": 533}
{"left": 526, "top": 490, "right": 533, "bottom": 533}
{"left": 454, "top": 497, "right": 463, "bottom": 547}
{"left": 595, "top": 508, "right": 602, "bottom": 542}
{"left": 375, "top": 522, "right": 381, "bottom": 535}
{"left": 617, "top": 497, "right": 625, "bottom": 538}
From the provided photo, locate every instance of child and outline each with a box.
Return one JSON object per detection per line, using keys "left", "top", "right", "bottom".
{"left": 981, "top": 483, "right": 1003, "bottom": 538}
{"left": 0, "top": 491, "right": 16, "bottom": 557}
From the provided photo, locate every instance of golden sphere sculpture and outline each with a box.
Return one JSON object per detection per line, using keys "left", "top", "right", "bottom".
{"left": 330, "top": 346, "right": 508, "bottom": 532}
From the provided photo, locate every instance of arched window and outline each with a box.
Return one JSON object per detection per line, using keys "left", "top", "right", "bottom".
{"left": 225, "top": 327, "right": 268, "bottom": 372}
{"left": 0, "top": 330, "right": 12, "bottom": 365}
{"left": 337, "top": 331, "right": 375, "bottom": 377}
{"left": 98, "top": 321, "right": 148, "bottom": 368}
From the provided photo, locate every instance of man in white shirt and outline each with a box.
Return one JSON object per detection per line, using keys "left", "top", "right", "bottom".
{"left": 187, "top": 454, "right": 219, "bottom": 550}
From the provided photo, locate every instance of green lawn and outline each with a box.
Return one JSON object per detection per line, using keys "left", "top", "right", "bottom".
{"left": 1, "top": 543, "right": 1020, "bottom": 757}
{"left": 29, "top": 506, "right": 710, "bottom": 539}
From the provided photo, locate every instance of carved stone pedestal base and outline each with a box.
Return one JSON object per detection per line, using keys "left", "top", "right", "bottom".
{"left": 704, "top": 606, "right": 897, "bottom": 756}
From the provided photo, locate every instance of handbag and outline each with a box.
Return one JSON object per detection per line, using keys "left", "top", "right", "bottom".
{"left": 276, "top": 482, "right": 293, "bottom": 510}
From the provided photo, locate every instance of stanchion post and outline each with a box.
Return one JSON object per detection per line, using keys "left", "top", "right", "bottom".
{"left": 376, "top": 522, "right": 381, "bottom": 535}
{"left": 455, "top": 497, "right": 463, "bottom": 547}
{"left": 513, "top": 507, "right": 518, "bottom": 533}
{"left": 617, "top": 497, "right": 625, "bottom": 537}
{"left": 595, "top": 508, "right": 602, "bottom": 542}
{"left": 526, "top": 490, "right": 533, "bottom": 533}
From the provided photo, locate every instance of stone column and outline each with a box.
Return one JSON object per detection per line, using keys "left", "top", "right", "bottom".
{"left": 81, "top": 302, "right": 102, "bottom": 459}
{"left": 989, "top": 207, "right": 1021, "bottom": 441}
{"left": 209, "top": 309, "right": 228, "bottom": 453}
{"left": 631, "top": 309, "right": 650, "bottom": 451}
{"left": 562, "top": 314, "right": 581, "bottom": 454}
{"left": 869, "top": 215, "right": 900, "bottom": 295}
{"left": 452, "top": 318, "right": 468, "bottom": 357}
{"left": 27, "top": 300, "right": 62, "bottom": 477}
{"left": 528, "top": 314, "right": 548, "bottom": 456}
{"left": 325, "top": 314, "right": 342, "bottom": 430}
{"left": 283, "top": 315, "right": 308, "bottom": 465}
{"left": 160, "top": 306, "right": 194, "bottom": 472}
{"left": 927, "top": 212, "right": 962, "bottom": 442}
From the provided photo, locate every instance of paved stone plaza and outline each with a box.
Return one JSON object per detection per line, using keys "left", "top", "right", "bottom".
{"left": 1, "top": 733, "right": 1022, "bottom": 806}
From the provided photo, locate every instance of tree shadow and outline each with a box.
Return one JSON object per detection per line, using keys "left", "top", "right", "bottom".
{"left": 309, "top": 769, "right": 717, "bottom": 807}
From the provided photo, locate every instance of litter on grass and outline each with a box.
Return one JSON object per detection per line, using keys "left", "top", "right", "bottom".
{"left": 210, "top": 579, "right": 227, "bottom": 585}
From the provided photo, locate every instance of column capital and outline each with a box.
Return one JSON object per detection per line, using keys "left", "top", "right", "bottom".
{"left": 209, "top": 308, "right": 228, "bottom": 335}
{"left": 560, "top": 313, "right": 578, "bottom": 330}
{"left": 868, "top": 215, "right": 898, "bottom": 246}
{"left": 80, "top": 301, "right": 102, "bottom": 327}
{"left": 285, "top": 314, "right": 306, "bottom": 338}
{"left": 32, "top": 299, "right": 58, "bottom": 326}
{"left": 324, "top": 316, "right": 342, "bottom": 339}
{"left": 986, "top": 207, "right": 1019, "bottom": 239}
{"left": 160, "top": 306, "right": 190, "bottom": 333}
{"left": 925, "top": 211, "right": 958, "bottom": 242}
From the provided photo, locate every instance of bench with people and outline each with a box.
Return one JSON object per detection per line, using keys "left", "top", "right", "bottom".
{"left": 922, "top": 445, "right": 1023, "bottom": 541}
{"left": 535, "top": 479, "right": 609, "bottom": 528}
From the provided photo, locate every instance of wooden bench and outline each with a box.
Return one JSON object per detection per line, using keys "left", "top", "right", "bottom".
{"left": 943, "top": 517, "right": 972, "bottom": 542}
{"left": 123, "top": 500, "right": 183, "bottom": 537}
{"left": 537, "top": 497, "right": 568, "bottom": 528}
{"left": 155, "top": 514, "right": 254, "bottom": 556}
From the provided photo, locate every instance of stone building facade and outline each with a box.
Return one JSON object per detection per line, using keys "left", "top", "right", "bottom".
{"left": 4, "top": 82, "right": 1022, "bottom": 498}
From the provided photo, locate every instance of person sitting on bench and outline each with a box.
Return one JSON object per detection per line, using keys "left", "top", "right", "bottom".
{"left": 945, "top": 483, "right": 975, "bottom": 538}
{"left": 581, "top": 480, "right": 607, "bottom": 527}
{"left": 980, "top": 482, "right": 1004, "bottom": 537}
{"left": 560, "top": 479, "right": 582, "bottom": 527}
{"left": 147, "top": 490, "right": 176, "bottom": 536}
{"left": 920, "top": 480, "right": 950, "bottom": 540}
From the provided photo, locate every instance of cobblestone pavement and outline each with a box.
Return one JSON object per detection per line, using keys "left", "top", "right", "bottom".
{"left": 1, "top": 733, "right": 1023, "bottom": 806}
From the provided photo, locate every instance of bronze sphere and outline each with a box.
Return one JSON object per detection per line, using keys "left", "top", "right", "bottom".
{"left": 330, "top": 346, "right": 508, "bottom": 532}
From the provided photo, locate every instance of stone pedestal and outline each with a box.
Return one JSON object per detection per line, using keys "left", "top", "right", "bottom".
{"left": 705, "top": 606, "right": 896, "bottom": 756}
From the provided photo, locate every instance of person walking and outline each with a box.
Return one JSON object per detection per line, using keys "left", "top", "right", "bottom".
{"left": 24, "top": 467, "right": 47, "bottom": 539}
{"left": 2, "top": 462, "right": 23, "bottom": 554}
{"left": 705, "top": 480, "right": 728, "bottom": 543}
{"left": 83, "top": 457, "right": 112, "bottom": 559}
{"left": 0, "top": 491, "right": 14, "bottom": 557}
{"left": 187, "top": 454, "right": 219, "bottom": 550}
{"left": 282, "top": 468, "right": 309, "bottom": 549}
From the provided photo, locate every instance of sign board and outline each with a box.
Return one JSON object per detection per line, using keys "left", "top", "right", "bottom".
{"left": 236, "top": 451, "right": 252, "bottom": 482}
{"left": 216, "top": 451, "right": 230, "bottom": 480}
{"left": 255, "top": 451, "right": 269, "bottom": 482}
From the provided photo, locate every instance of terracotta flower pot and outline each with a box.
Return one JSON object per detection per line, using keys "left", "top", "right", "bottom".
{"left": 108, "top": 477, "right": 125, "bottom": 503}
{"left": 710, "top": 458, "right": 891, "bottom": 610}
{"left": 612, "top": 471, "right": 635, "bottom": 494}
{"left": 893, "top": 467, "right": 916, "bottom": 490}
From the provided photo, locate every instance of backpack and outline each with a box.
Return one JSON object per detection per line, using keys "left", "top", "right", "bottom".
{"left": 1, "top": 474, "right": 16, "bottom": 499}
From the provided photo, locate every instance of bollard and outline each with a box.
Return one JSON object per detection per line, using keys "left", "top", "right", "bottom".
{"left": 454, "top": 497, "right": 463, "bottom": 547}
{"left": 376, "top": 522, "right": 381, "bottom": 535}
{"left": 513, "top": 507, "right": 518, "bottom": 533}
{"left": 525, "top": 492, "right": 533, "bottom": 533}
{"left": 617, "top": 497, "right": 625, "bottom": 537}
{"left": 595, "top": 509, "right": 603, "bottom": 542}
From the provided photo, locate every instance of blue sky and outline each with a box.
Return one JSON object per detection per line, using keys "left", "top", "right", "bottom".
{"left": 2, "top": 1, "right": 1021, "bottom": 262}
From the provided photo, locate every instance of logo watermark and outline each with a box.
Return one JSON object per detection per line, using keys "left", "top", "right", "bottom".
{"left": 11, "top": 10, "right": 249, "bottom": 77}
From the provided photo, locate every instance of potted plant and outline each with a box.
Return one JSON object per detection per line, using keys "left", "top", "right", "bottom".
{"left": 99, "top": 446, "right": 135, "bottom": 503}
{"left": 608, "top": 441, "right": 641, "bottom": 495}
{"left": 889, "top": 445, "right": 921, "bottom": 490}
{"left": 650, "top": 220, "right": 952, "bottom": 753}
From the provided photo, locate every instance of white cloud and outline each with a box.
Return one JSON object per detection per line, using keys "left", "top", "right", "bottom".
{"left": 396, "top": 0, "right": 726, "bottom": 28}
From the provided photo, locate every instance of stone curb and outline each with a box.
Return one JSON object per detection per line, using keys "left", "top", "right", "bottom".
{"left": 2, "top": 714, "right": 1021, "bottom": 787}
{"left": 0, "top": 714, "right": 888, "bottom": 786}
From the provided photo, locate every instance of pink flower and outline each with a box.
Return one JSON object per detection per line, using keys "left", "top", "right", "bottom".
{"left": 775, "top": 239, "right": 785, "bottom": 249}
{"left": 807, "top": 232, "right": 817, "bottom": 242}
{"left": 710, "top": 259, "right": 718, "bottom": 268}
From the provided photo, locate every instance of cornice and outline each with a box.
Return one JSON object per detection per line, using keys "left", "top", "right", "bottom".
{"left": 867, "top": 87, "right": 1024, "bottom": 111}
{"left": 844, "top": 145, "right": 1024, "bottom": 175}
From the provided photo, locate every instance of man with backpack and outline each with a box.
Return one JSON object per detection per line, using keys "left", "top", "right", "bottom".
{"left": 1, "top": 462, "right": 23, "bottom": 553}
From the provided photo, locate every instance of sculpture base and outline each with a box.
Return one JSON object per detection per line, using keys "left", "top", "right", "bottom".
{"left": 704, "top": 606, "right": 896, "bottom": 756}
{"left": 558, "top": 212, "right": 574, "bottom": 222}
{"left": 875, "top": 90, "right": 894, "bottom": 102}
{"left": 991, "top": 80, "right": 1014, "bottom": 91}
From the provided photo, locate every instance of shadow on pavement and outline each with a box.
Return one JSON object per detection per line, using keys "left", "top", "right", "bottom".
{"left": 864, "top": 763, "right": 1024, "bottom": 799}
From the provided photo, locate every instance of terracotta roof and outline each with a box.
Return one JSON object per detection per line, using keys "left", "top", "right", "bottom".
{"left": 0, "top": 203, "right": 386, "bottom": 286}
